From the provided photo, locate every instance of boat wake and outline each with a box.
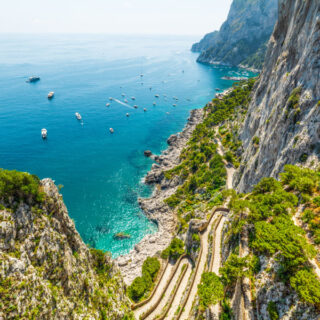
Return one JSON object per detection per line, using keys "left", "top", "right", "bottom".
{"left": 113, "top": 98, "right": 135, "bottom": 110}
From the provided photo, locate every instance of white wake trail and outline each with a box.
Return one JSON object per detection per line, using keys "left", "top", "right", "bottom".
{"left": 113, "top": 99, "right": 135, "bottom": 110}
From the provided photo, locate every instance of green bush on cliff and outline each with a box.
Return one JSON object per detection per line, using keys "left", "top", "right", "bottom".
{"left": 197, "top": 272, "right": 224, "bottom": 310}
{"left": 0, "top": 169, "right": 45, "bottom": 206}
{"left": 142, "top": 257, "right": 160, "bottom": 281}
{"left": 127, "top": 256, "right": 160, "bottom": 302}
{"left": 267, "top": 301, "right": 279, "bottom": 320}
{"left": 229, "top": 165, "right": 320, "bottom": 306}
{"left": 161, "top": 238, "right": 185, "bottom": 261}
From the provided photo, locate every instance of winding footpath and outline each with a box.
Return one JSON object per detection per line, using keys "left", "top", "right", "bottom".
{"left": 133, "top": 126, "right": 234, "bottom": 320}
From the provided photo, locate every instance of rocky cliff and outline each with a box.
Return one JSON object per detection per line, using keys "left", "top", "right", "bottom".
{"left": 0, "top": 170, "right": 132, "bottom": 319}
{"left": 192, "top": 0, "right": 278, "bottom": 70}
{"left": 234, "top": 0, "right": 320, "bottom": 192}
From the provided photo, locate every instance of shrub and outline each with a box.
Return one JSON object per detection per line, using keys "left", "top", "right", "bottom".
{"left": 252, "top": 136, "right": 260, "bottom": 146}
{"left": 290, "top": 269, "right": 320, "bottom": 306}
{"left": 288, "top": 87, "right": 302, "bottom": 109}
{"left": 127, "top": 275, "right": 151, "bottom": 302}
{"left": 197, "top": 272, "right": 224, "bottom": 309}
{"left": 267, "top": 301, "right": 279, "bottom": 320}
{"left": 220, "top": 254, "right": 248, "bottom": 288}
{"left": 161, "top": 238, "right": 185, "bottom": 261}
{"left": 142, "top": 257, "right": 160, "bottom": 281}
{"left": 0, "top": 169, "right": 45, "bottom": 206}
{"left": 90, "top": 248, "right": 111, "bottom": 275}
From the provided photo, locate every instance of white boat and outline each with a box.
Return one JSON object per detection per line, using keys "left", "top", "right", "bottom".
{"left": 41, "top": 128, "right": 47, "bottom": 139}
{"left": 173, "top": 104, "right": 177, "bottom": 107}
{"left": 144, "top": 108, "right": 147, "bottom": 112}
{"left": 153, "top": 102, "right": 156, "bottom": 106}
{"left": 124, "top": 99, "right": 128, "bottom": 103}
{"left": 48, "top": 92, "right": 54, "bottom": 99}
{"left": 121, "top": 93, "right": 126, "bottom": 97}
{"left": 131, "top": 97, "right": 136, "bottom": 100}
{"left": 109, "top": 97, "right": 113, "bottom": 101}
{"left": 75, "top": 112, "right": 82, "bottom": 120}
{"left": 106, "top": 103, "right": 110, "bottom": 107}
{"left": 134, "top": 105, "right": 138, "bottom": 109}
{"left": 110, "top": 128, "right": 114, "bottom": 133}
{"left": 126, "top": 113, "right": 130, "bottom": 117}
{"left": 155, "top": 94, "right": 159, "bottom": 98}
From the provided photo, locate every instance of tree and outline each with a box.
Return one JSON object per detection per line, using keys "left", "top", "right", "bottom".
{"left": 198, "top": 272, "right": 224, "bottom": 310}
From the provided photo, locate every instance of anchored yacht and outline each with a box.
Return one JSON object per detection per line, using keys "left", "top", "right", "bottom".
{"left": 75, "top": 112, "right": 82, "bottom": 120}
{"left": 41, "top": 129, "right": 47, "bottom": 139}
{"left": 48, "top": 92, "right": 54, "bottom": 99}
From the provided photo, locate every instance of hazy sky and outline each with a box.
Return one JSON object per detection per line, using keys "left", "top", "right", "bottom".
{"left": 0, "top": 0, "right": 232, "bottom": 35}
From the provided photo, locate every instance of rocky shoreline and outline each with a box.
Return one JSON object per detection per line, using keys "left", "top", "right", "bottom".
{"left": 115, "top": 108, "right": 204, "bottom": 284}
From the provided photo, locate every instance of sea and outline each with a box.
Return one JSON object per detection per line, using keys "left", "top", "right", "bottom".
{"left": 0, "top": 34, "right": 257, "bottom": 258}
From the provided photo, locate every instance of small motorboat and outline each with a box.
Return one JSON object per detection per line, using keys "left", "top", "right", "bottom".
{"left": 109, "top": 128, "right": 114, "bottom": 133}
{"left": 134, "top": 105, "right": 138, "bottom": 109}
{"left": 48, "top": 92, "right": 54, "bottom": 99}
{"left": 155, "top": 94, "right": 159, "bottom": 98}
{"left": 41, "top": 128, "right": 47, "bottom": 139}
{"left": 173, "top": 96, "right": 178, "bottom": 100}
{"left": 109, "top": 97, "right": 113, "bottom": 101}
{"left": 153, "top": 102, "right": 156, "bottom": 106}
{"left": 106, "top": 103, "right": 110, "bottom": 107}
{"left": 144, "top": 108, "right": 147, "bottom": 112}
{"left": 124, "top": 99, "right": 128, "bottom": 103}
{"left": 173, "top": 104, "right": 177, "bottom": 107}
{"left": 126, "top": 113, "right": 130, "bottom": 117}
{"left": 75, "top": 112, "right": 82, "bottom": 120}
{"left": 27, "top": 76, "right": 40, "bottom": 83}
{"left": 131, "top": 97, "right": 136, "bottom": 100}
{"left": 121, "top": 93, "right": 126, "bottom": 97}
{"left": 140, "top": 74, "right": 144, "bottom": 77}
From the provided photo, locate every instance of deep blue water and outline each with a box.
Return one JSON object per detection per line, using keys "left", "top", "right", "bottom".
{"left": 0, "top": 34, "right": 256, "bottom": 257}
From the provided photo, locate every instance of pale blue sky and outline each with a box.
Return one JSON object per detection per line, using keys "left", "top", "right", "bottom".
{"left": 0, "top": 0, "right": 232, "bottom": 35}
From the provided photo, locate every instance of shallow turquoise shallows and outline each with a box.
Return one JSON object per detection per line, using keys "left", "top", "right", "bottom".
{"left": 0, "top": 34, "right": 256, "bottom": 257}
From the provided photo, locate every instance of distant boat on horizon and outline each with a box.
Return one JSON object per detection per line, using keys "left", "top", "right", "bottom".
{"left": 41, "top": 128, "right": 47, "bottom": 139}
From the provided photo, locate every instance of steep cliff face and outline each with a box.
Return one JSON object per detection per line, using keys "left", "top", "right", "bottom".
{"left": 193, "top": 0, "right": 278, "bottom": 70}
{"left": 234, "top": 0, "right": 320, "bottom": 193}
{"left": 0, "top": 171, "right": 132, "bottom": 319}
{"left": 191, "top": 31, "right": 218, "bottom": 52}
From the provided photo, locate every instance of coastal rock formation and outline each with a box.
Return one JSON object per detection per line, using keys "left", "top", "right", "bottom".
{"left": 0, "top": 176, "right": 131, "bottom": 319}
{"left": 116, "top": 108, "right": 204, "bottom": 284}
{"left": 192, "top": 0, "right": 278, "bottom": 70}
{"left": 234, "top": 0, "right": 320, "bottom": 192}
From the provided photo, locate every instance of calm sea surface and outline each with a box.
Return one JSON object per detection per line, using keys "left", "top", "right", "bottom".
{"left": 0, "top": 34, "right": 256, "bottom": 257}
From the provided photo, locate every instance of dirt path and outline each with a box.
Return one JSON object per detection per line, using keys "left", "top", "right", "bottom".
{"left": 165, "top": 261, "right": 193, "bottom": 319}
{"left": 178, "top": 213, "right": 224, "bottom": 320}
{"left": 143, "top": 257, "right": 190, "bottom": 320}
{"left": 134, "top": 262, "right": 175, "bottom": 319}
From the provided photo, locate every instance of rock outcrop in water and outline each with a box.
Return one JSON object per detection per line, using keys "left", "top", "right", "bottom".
{"left": 234, "top": 0, "right": 320, "bottom": 192}
{"left": 192, "top": 0, "right": 278, "bottom": 70}
{"left": 0, "top": 172, "right": 132, "bottom": 319}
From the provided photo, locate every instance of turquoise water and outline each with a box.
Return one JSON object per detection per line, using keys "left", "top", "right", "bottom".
{"left": 0, "top": 34, "right": 256, "bottom": 257}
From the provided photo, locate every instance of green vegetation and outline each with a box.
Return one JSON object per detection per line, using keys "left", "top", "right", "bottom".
{"left": 0, "top": 169, "right": 45, "bottom": 207}
{"left": 197, "top": 272, "right": 224, "bottom": 311}
{"left": 163, "top": 79, "right": 255, "bottom": 232}
{"left": 228, "top": 165, "right": 320, "bottom": 307}
{"left": 267, "top": 301, "right": 279, "bottom": 320}
{"left": 288, "top": 87, "right": 302, "bottom": 109}
{"left": 252, "top": 136, "right": 260, "bottom": 146}
{"left": 220, "top": 254, "right": 248, "bottom": 290}
{"left": 161, "top": 238, "right": 185, "bottom": 261}
{"left": 127, "top": 257, "right": 160, "bottom": 302}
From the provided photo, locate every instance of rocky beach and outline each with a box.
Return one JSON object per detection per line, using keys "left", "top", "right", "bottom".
{"left": 115, "top": 108, "right": 204, "bottom": 284}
